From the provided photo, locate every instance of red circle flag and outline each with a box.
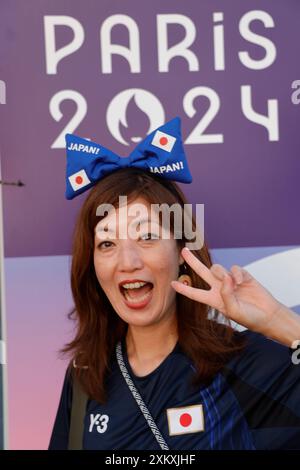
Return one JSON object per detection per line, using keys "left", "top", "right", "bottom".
{"left": 159, "top": 136, "right": 168, "bottom": 146}
{"left": 179, "top": 413, "right": 192, "bottom": 427}
{"left": 75, "top": 175, "right": 83, "bottom": 185}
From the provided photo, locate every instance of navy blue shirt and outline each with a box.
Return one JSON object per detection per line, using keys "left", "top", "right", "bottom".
{"left": 48, "top": 330, "right": 300, "bottom": 450}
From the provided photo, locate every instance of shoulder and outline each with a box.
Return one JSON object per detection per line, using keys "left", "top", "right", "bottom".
{"left": 220, "top": 330, "right": 300, "bottom": 449}
{"left": 237, "top": 329, "right": 292, "bottom": 362}
{"left": 223, "top": 329, "right": 299, "bottom": 391}
{"left": 61, "top": 363, "right": 74, "bottom": 388}
{"left": 48, "top": 365, "right": 74, "bottom": 450}
{"left": 56, "top": 365, "right": 74, "bottom": 413}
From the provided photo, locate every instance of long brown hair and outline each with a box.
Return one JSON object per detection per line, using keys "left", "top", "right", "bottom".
{"left": 61, "top": 168, "right": 246, "bottom": 402}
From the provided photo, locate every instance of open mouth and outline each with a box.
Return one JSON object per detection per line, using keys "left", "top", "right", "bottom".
{"left": 119, "top": 281, "right": 154, "bottom": 305}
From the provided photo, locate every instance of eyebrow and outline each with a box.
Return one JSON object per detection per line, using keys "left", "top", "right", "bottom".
{"left": 95, "top": 217, "right": 159, "bottom": 234}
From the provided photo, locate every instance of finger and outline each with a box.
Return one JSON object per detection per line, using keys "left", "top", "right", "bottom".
{"left": 181, "top": 247, "right": 216, "bottom": 287}
{"left": 171, "top": 280, "right": 213, "bottom": 305}
{"left": 211, "top": 265, "right": 239, "bottom": 291}
{"left": 210, "top": 264, "right": 229, "bottom": 282}
{"left": 231, "top": 265, "right": 253, "bottom": 284}
{"left": 220, "top": 274, "right": 240, "bottom": 317}
{"left": 230, "top": 265, "right": 244, "bottom": 285}
{"left": 241, "top": 268, "right": 253, "bottom": 282}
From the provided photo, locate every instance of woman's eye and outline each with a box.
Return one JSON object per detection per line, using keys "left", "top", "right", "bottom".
{"left": 97, "top": 241, "right": 113, "bottom": 249}
{"left": 140, "top": 233, "right": 159, "bottom": 241}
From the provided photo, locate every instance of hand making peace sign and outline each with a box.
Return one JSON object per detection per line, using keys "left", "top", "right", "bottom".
{"left": 171, "top": 247, "right": 283, "bottom": 335}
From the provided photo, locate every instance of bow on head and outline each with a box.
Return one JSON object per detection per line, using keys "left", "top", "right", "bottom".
{"left": 65, "top": 116, "right": 192, "bottom": 200}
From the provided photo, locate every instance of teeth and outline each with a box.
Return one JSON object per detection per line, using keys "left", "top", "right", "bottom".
{"left": 123, "top": 289, "right": 152, "bottom": 304}
{"left": 121, "top": 281, "right": 147, "bottom": 289}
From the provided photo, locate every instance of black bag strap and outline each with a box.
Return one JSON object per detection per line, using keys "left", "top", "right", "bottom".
{"left": 68, "top": 374, "right": 88, "bottom": 450}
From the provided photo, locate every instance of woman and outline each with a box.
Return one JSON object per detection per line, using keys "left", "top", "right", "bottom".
{"left": 49, "top": 120, "right": 300, "bottom": 450}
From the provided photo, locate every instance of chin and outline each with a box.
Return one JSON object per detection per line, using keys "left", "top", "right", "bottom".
{"left": 122, "top": 311, "right": 161, "bottom": 327}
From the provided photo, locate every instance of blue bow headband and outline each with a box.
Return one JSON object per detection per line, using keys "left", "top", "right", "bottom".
{"left": 65, "top": 116, "right": 193, "bottom": 200}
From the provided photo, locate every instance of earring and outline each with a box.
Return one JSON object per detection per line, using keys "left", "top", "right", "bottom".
{"left": 177, "top": 274, "right": 192, "bottom": 286}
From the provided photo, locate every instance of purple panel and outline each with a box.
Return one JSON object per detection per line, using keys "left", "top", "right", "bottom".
{"left": 0, "top": 0, "right": 299, "bottom": 257}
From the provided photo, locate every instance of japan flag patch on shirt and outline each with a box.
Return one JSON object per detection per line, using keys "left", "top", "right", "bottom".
{"left": 68, "top": 169, "right": 91, "bottom": 191}
{"left": 166, "top": 405, "right": 204, "bottom": 436}
{"left": 151, "top": 130, "right": 176, "bottom": 152}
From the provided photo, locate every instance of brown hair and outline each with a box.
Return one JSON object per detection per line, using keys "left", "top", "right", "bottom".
{"left": 61, "top": 168, "right": 246, "bottom": 402}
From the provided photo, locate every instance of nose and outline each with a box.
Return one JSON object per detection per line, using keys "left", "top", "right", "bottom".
{"left": 117, "top": 240, "right": 144, "bottom": 272}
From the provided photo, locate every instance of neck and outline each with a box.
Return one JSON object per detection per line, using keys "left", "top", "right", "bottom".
{"left": 125, "top": 313, "right": 178, "bottom": 375}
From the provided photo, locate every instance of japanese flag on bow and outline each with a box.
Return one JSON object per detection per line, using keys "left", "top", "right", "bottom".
{"left": 167, "top": 405, "right": 204, "bottom": 436}
{"left": 65, "top": 117, "right": 192, "bottom": 200}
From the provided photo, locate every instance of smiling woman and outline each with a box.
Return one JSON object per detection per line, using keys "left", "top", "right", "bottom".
{"left": 61, "top": 167, "right": 244, "bottom": 397}
{"left": 48, "top": 119, "right": 300, "bottom": 451}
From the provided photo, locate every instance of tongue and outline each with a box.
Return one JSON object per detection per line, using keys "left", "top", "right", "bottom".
{"left": 125, "top": 283, "right": 152, "bottom": 299}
